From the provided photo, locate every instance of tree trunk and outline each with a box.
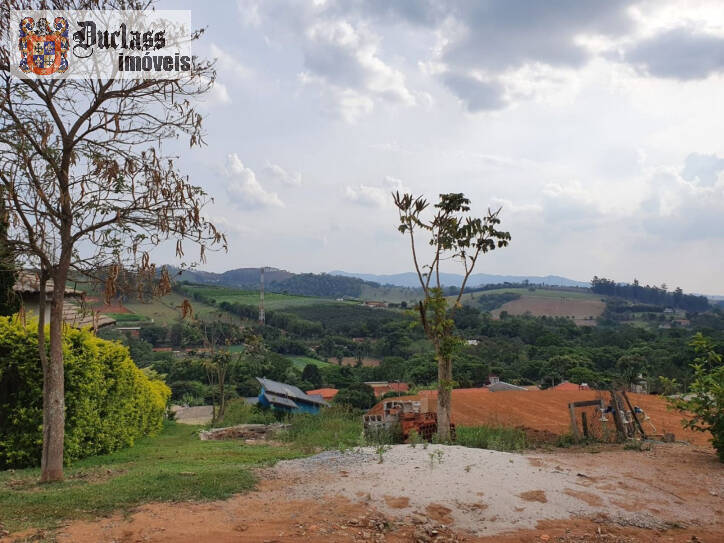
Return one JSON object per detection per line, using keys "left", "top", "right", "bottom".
{"left": 436, "top": 352, "right": 453, "bottom": 441}
{"left": 218, "top": 375, "right": 225, "bottom": 421}
{"left": 40, "top": 269, "right": 67, "bottom": 483}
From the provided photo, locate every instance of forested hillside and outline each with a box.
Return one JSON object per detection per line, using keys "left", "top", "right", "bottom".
{"left": 591, "top": 276, "right": 710, "bottom": 311}
{"left": 170, "top": 267, "right": 387, "bottom": 299}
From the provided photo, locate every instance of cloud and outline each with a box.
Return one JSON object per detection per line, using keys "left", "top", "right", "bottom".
{"left": 344, "top": 184, "right": 388, "bottom": 207}
{"left": 237, "top": 1, "right": 415, "bottom": 121}
{"left": 624, "top": 27, "right": 724, "bottom": 80}
{"left": 300, "top": 19, "right": 415, "bottom": 119}
{"left": 209, "top": 43, "right": 252, "bottom": 80}
{"left": 441, "top": 73, "right": 506, "bottom": 111}
{"left": 224, "top": 154, "right": 284, "bottom": 209}
{"left": 344, "top": 176, "right": 409, "bottom": 208}
{"left": 212, "top": 215, "right": 256, "bottom": 236}
{"left": 198, "top": 77, "right": 232, "bottom": 106}
{"left": 262, "top": 162, "right": 302, "bottom": 187}
{"left": 681, "top": 153, "right": 724, "bottom": 186}
{"left": 640, "top": 170, "right": 724, "bottom": 241}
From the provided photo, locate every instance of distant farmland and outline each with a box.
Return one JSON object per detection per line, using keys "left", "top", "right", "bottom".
{"left": 178, "top": 284, "right": 339, "bottom": 310}
{"left": 486, "top": 288, "right": 605, "bottom": 325}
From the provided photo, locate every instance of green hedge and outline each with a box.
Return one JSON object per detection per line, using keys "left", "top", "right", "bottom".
{"left": 0, "top": 316, "right": 170, "bottom": 469}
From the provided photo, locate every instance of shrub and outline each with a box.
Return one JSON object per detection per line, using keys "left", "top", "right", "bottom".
{"left": 0, "top": 316, "right": 170, "bottom": 469}
{"left": 333, "top": 383, "right": 377, "bottom": 409}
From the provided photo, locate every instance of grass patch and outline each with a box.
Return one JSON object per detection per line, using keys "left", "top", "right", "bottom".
{"left": 279, "top": 407, "right": 364, "bottom": 452}
{"left": 455, "top": 425, "right": 529, "bottom": 451}
{"left": 214, "top": 399, "right": 279, "bottom": 427}
{"left": 179, "top": 285, "right": 335, "bottom": 310}
{"left": 287, "top": 355, "right": 331, "bottom": 370}
{"left": 0, "top": 422, "right": 303, "bottom": 533}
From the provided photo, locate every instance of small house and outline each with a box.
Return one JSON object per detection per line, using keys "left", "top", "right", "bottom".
{"left": 488, "top": 381, "right": 527, "bottom": 392}
{"left": 256, "top": 377, "right": 328, "bottom": 414}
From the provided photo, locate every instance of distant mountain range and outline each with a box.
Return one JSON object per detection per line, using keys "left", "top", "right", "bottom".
{"left": 329, "top": 270, "right": 590, "bottom": 289}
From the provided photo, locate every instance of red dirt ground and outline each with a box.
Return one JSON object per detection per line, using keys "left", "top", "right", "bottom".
{"left": 369, "top": 389, "right": 711, "bottom": 448}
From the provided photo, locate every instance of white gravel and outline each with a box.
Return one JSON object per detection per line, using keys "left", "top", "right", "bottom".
{"left": 272, "top": 444, "right": 687, "bottom": 536}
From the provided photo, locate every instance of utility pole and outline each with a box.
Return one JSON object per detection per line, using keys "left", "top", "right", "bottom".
{"left": 259, "top": 266, "right": 265, "bottom": 324}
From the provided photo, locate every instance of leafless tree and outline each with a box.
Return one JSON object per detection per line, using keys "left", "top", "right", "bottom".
{"left": 0, "top": 0, "right": 226, "bottom": 481}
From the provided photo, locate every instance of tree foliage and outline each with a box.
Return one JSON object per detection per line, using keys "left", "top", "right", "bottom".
{"left": 591, "top": 277, "right": 709, "bottom": 312}
{"left": 0, "top": 316, "right": 170, "bottom": 469}
{"left": 669, "top": 333, "right": 724, "bottom": 461}
{"left": 333, "top": 382, "right": 377, "bottom": 410}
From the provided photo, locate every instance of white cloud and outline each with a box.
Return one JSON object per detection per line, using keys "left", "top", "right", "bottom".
{"left": 209, "top": 43, "right": 252, "bottom": 80}
{"left": 262, "top": 162, "right": 302, "bottom": 187}
{"left": 224, "top": 154, "right": 284, "bottom": 209}
{"left": 200, "top": 77, "right": 232, "bottom": 106}
{"left": 344, "top": 184, "right": 388, "bottom": 207}
{"left": 345, "top": 176, "right": 410, "bottom": 208}
{"left": 212, "top": 215, "right": 256, "bottom": 236}
{"left": 303, "top": 20, "right": 415, "bottom": 108}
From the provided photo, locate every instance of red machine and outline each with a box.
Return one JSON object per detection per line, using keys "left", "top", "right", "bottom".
{"left": 363, "top": 399, "right": 455, "bottom": 442}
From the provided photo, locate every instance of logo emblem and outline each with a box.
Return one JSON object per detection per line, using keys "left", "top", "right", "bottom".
{"left": 18, "top": 17, "right": 70, "bottom": 75}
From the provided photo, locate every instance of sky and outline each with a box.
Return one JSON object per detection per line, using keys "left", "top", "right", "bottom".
{"left": 155, "top": 0, "right": 724, "bottom": 295}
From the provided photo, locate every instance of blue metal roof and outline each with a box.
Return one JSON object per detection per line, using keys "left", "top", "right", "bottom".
{"left": 263, "top": 391, "right": 299, "bottom": 409}
{"left": 256, "top": 377, "right": 328, "bottom": 406}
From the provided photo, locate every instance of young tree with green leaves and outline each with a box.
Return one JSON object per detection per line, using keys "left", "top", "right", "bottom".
{"left": 670, "top": 333, "right": 724, "bottom": 461}
{"left": 0, "top": 0, "right": 226, "bottom": 481}
{"left": 392, "top": 192, "right": 510, "bottom": 440}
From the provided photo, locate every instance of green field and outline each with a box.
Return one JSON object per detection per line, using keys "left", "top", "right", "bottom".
{"left": 286, "top": 355, "right": 332, "bottom": 370}
{"left": 123, "top": 292, "right": 242, "bottom": 326}
{"left": 180, "top": 284, "right": 339, "bottom": 310}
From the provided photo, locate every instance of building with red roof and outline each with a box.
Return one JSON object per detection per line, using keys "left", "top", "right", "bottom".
{"left": 306, "top": 388, "right": 339, "bottom": 401}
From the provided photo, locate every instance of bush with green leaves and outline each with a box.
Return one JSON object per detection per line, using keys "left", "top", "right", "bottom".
{"left": 0, "top": 316, "right": 170, "bottom": 469}
{"left": 669, "top": 333, "right": 724, "bottom": 461}
{"left": 333, "top": 382, "right": 377, "bottom": 409}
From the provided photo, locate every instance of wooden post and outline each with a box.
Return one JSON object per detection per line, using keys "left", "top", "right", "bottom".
{"left": 581, "top": 412, "right": 589, "bottom": 438}
{"left": 609, "top": 390, "right": 625, "bottom": 441}
{"left": 569, "top": 403, "right": 580, "bottom": 441}
{"left": 621, "top": 390, "right": 647, "bottom": 439}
